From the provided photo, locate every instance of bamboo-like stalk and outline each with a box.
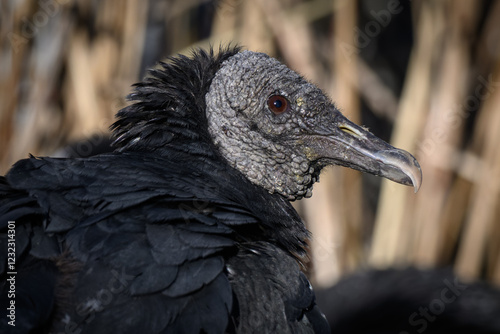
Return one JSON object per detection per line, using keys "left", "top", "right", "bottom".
{"left": 302, "top": 167, "right": 345, "bottom": 287}
{"left": 370, "top": 1, "right": 435, "bottom": 267}
{"left": 208, "top": 0, "right": 241, "bottom": 50}
{"left": 65, "top": 31, "right": 102, "bottom": 140}
{"left": 330, "top": 0, "right": 363, "bottom": 275}
{"left": 254, "top": 0, "right": 317, "bottom": 80}
{"left": 487, "top": 203, "right": 500, "bottom": 284}
{"left": 4, "top": 3, "right": 71, "bottom": 167}
{"left": 117, "top": 0, "right": 148, "bottom": 92}
{"left": 239, "top": 1, "right": 275, "bottom": 54}
{"left": 455, "top": 60, "right": 500, "bottom": 280}
{"left": 412, "top": 0, "right": 478, "bottom": 267}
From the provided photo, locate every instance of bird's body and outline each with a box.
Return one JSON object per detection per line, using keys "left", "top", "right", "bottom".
{"left": 0, "top": 47, "right": 421, "bottom": 333}
{"left": 1, "top": 151, "right": 322, "bottom": 333}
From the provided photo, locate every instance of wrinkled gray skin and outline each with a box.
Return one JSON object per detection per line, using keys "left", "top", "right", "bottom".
{"left": 206, "top": 51, "right": 321, "bottom": 199}
{"left": 206, "top": 51, "right": 422, "bottom": 200}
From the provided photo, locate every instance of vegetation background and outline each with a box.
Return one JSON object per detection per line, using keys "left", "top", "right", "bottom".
{"left": 1, "top": 0, "right": 499, "bottom": 289}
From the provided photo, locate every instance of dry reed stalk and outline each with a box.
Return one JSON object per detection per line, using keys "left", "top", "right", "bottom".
{"left": 370, "top": 1, "right": 435, "bottom": 267}
{"left": 487, "top": 203, "right": 500, "bottom": 284}
{"left": 474, "top": 0, "right": 500, "bottom": 79}
{"left": 412, "top": 0, "right": 479, "bottom": 267}
{"left": 439, "top": 176, "right": 472, "bottom": 264}
{"left": 254, "top": 0, "right": 318, "bottom": 80}
{"left": 62, "top": 1, "right": 147, "bottom": 143}
{"left": 435, "top": 0, "right": 500, "bottom": 279}
{"left": 302, "top": 167, "right": 345, "bottom": 287}
{"left": 117, "top": 0, "right": 148, "bottom": 93}
{"left": 168, "top": 1, "right": 194, "bottom": 53}
{"left": 455, "top": 60, "right": 500, "bottom": 280}
{"left": 206, "top": 0, "right": 239, "bottom": 49}
{"left": 330, "top": 0, "right": 363, "bottom": 275}
{"left": 239, "top": 1, "right": 275, "bottom": 54}
{"left": 66, "top": 32, "right": 102, "bottom": 140}
{"left": 357, "top": 59, "right": 398, "bottom": 122}
{"left": 1, "top": 3, "right": 41, "bottom": 172}
{"left": 4, "top": 4, "right": 72, "bottom": 168}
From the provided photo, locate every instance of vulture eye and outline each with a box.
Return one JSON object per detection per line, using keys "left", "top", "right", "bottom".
{"left": 268, "top": 95, "right": 290, "bottom": 114}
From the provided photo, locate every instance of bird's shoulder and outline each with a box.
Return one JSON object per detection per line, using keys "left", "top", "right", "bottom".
{"left": 5, "top": 152, "right": 255, "bottom": 224}
{"left": 4, "top": 151, "right": 308, "bottom": 253}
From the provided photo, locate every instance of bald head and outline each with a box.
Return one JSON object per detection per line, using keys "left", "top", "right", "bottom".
{"left": 206, "top": 51, "right": 421, "bottom": 200}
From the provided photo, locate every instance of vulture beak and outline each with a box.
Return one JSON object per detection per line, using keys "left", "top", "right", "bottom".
{"left": 307, "top": 112, "right": 422, "bottom": 193}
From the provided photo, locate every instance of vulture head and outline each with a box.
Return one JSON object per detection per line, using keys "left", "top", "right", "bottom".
{"left": 113, "top": 47, "right": 422, "bottom": 200}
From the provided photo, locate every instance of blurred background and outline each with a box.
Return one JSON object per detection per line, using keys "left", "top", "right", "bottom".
{"left": 1, "top": 0, "right": 499, "bottom": 290}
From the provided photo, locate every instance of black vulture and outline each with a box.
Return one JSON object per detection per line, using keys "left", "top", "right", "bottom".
{"left": 0, "top": 47, "right": 422, "bottom": 333}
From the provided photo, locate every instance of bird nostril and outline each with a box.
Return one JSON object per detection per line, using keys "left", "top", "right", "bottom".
{"left": 339, "top": 124, "right": 362, "bottom": 137}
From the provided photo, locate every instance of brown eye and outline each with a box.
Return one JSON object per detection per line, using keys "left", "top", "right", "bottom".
{"left": 267, "top": 95, "right": 290, "bottom": 114}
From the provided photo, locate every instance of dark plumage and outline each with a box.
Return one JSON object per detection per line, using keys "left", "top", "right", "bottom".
{"left": 0, "top": 46, "right": 422, "bottom": 333}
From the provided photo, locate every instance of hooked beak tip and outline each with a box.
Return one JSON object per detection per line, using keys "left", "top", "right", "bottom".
{"left": 376, "top": 149, "right": 422, "bottom": 193}
{"left": 310, "top": 115, "right": 423, "bottom": 192}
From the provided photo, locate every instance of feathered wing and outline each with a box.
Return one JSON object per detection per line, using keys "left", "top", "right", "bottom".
{"left": 0, "top": 176, "right": 59, "bottom": 333}
{"left": 0, "top": 153, "right": 262, "bottom": 333}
